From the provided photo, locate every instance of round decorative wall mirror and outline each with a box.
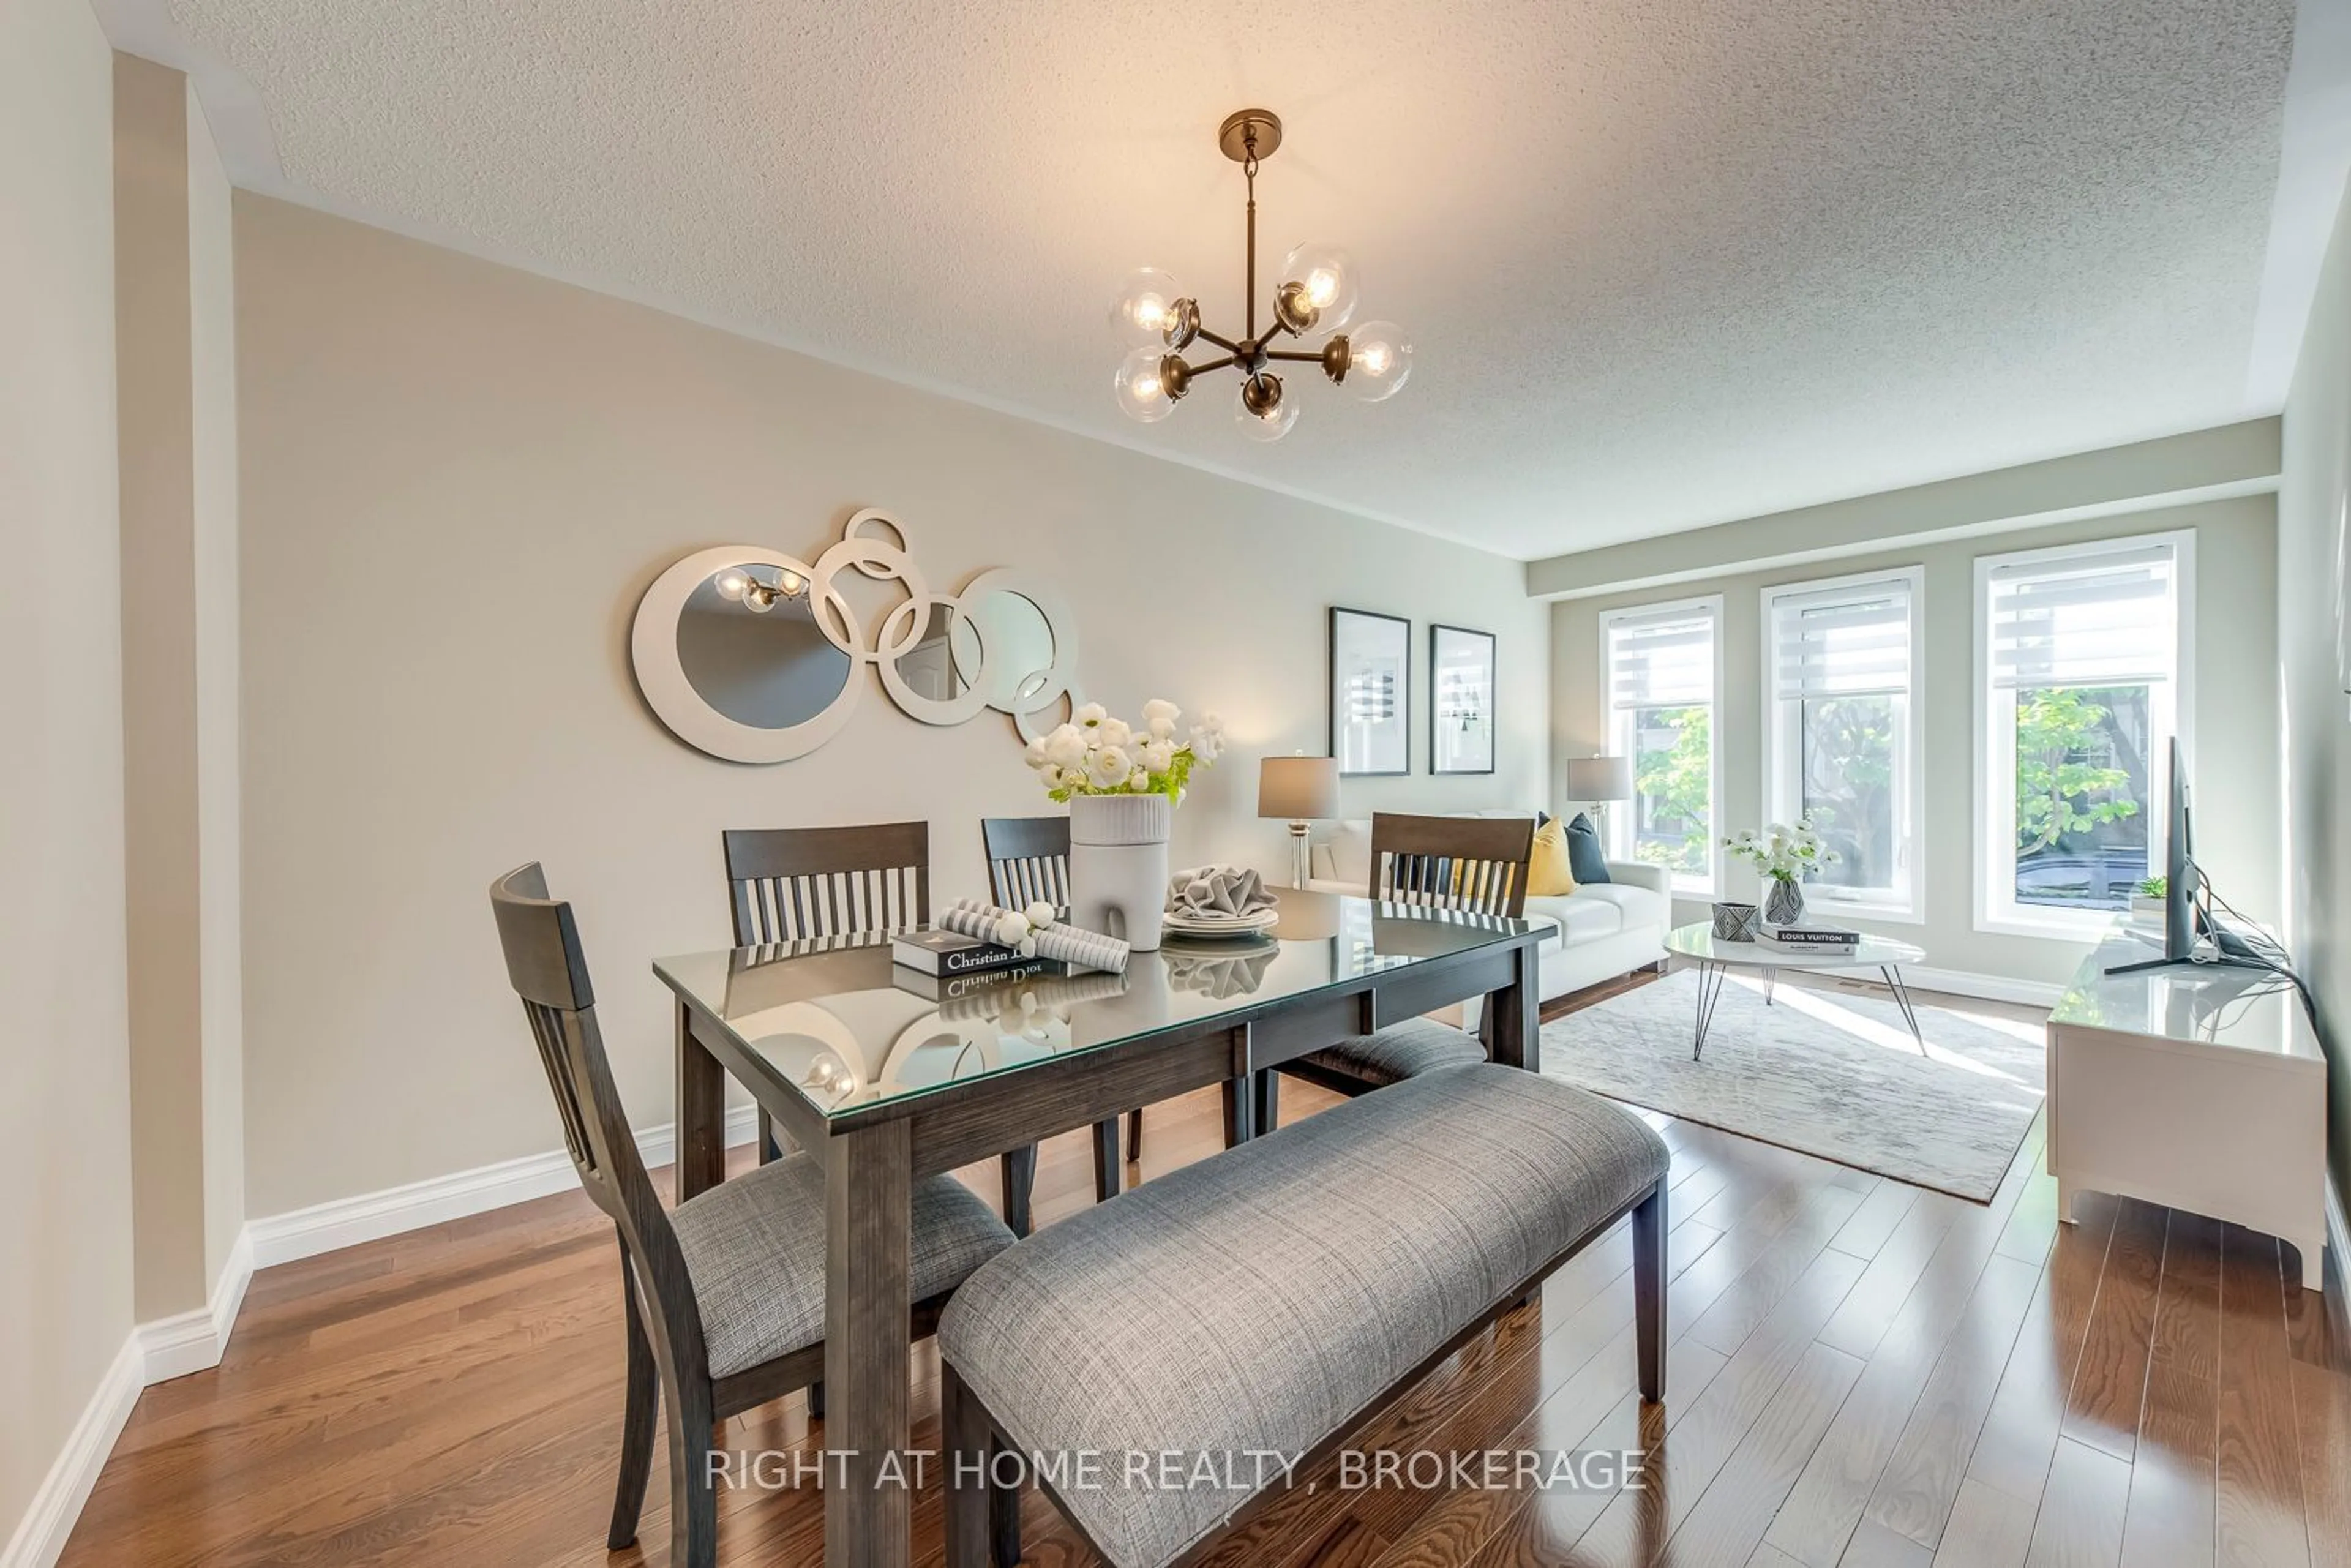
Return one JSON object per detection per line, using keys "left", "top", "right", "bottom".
{"left": 630, "top": 511, "right": 1082, "bottom": 763}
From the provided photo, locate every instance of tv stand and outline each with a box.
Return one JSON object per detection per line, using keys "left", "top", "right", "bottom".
{"left": 2050, "top": 937, "right": 2329, "bottom": 1291}
{"left": 2101, "top": 953, "right": 2273, "bottom": 979}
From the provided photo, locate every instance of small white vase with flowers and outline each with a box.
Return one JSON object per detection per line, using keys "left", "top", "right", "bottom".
{"left": 1023, "top": 699, "right": 1224, "bottom": 951}
{"left": 1723, "top": 818, "right": 1842, "bottom": 929}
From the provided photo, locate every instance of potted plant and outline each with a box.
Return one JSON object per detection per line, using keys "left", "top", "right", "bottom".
{"left": 1024, "top": 699, "right": 1224, "bottom": 951}
{"left": 2131, "top": 876, "right": 2169, "bottom": 926}
{"left": 1722, "top": 818, "right": 1842, "bottom": 928}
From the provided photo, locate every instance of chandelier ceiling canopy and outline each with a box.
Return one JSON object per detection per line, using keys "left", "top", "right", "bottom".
{"left": 1111, "top": 110, "right": 1412, "bottom": 442}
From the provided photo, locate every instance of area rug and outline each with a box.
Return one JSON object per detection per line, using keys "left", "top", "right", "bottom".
{"left": 1540, "top": 970, "right": 2045, "bottom": 1201}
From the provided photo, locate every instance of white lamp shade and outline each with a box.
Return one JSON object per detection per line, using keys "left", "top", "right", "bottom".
{"left": 1258, "top": 755, "right": 1340, "bottom": 819}
{"left": 1565, "top": 755, "right": 1635, "bottom": 801}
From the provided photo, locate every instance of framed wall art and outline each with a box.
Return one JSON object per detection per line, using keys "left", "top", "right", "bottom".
{"left": 1329, "top": 607, "right": 1411, "bottom": 776}
{"left": 1430, "top": 623, "right": 1497, "bottom": 775}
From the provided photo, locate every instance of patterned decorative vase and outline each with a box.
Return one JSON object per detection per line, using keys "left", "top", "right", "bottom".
{"left": 1711, "top": 901, "right": 1761, "bottom": 942}
{"left": 1763, "top": 876, "right": 1806, "bottom": 929}
{"left": 1068, "top": 792, "right": 1173, "bottom": 952}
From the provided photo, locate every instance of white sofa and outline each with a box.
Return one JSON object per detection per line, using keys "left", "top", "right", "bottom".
{"left": 1307, "top": 811, "right": 1672, "bottom": 1005}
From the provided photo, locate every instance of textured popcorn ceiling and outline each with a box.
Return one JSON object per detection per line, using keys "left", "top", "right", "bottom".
{"left": 166, "top": 0, "right": 2307, "bottom": 557}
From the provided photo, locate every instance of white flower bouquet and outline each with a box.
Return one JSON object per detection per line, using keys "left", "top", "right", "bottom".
{"left": 1723, "top": 818, "right": 1842, "bottom": 883}
{"left": 1022, "top": 699, "right": 1224, "bottom": 802}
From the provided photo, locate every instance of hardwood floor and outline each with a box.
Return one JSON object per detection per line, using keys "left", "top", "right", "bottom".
{"left": 60, "top": 973, "right": 2349, "bottom": 1567}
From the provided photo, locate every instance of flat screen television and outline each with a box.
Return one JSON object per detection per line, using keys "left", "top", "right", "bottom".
{"left": 2105, "top": 738, "right": 2195, "bottom": 975}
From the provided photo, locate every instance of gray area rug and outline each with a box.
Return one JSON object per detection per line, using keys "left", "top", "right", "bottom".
{"left": 1541, "top": 970, "right": 2045, "bottom": 1201}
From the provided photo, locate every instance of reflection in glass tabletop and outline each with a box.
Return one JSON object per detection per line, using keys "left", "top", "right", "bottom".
{"left": 653, "top": 889, "right": 1533, "bottom": 1120}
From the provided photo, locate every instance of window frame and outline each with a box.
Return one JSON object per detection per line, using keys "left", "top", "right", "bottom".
{"left": 1971, "top": 529, "right": 2197, "bottom": 939}
{"left": 1759, "top": 565, "right": 1927, "bottom": 925}
{"left": 1597, "top": 593, "right": 1725, "bottom": 898}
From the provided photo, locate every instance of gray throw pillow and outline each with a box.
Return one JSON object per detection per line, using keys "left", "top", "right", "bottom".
{"left": 1565, "top": 813, "right": 1612, "bottom": 885}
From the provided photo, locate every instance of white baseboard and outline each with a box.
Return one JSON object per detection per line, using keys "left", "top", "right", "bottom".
{"left": 0, "top": 1335, "right": 143, "bottom": 1568}
{"left": 247, "top": 1104, "right": 762, "bottom": 1270}
{"left": 136, "top": 1225, "right": 255, "bottom": 1385}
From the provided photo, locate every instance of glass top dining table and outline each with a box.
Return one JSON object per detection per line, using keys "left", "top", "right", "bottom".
{"left": 650, "top": 885, "right": 1545, "bottom": 1567}
{"left": 653, "top": 887, "right": 1541, "bottom": 1125}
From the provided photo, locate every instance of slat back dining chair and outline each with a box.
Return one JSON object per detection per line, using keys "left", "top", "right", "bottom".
{"left": 1371, "top": 812, "right": 1535, "bottom": 919}
{"left": 724, "top": 820, "right": 930, "bottom": 943}
{"left": 726, "top": 822, "right": 1042, "bottom": 1239}
{"left": 980, "top": 816, "right": 1144, "bottom": 1191}
{"left": 980, "top": 814, "right": 1073, "bottom": 912}
{"left": 488, "top": 863, "right": 1016, "bottom": 1568}
{"left": 1267, "top": 812, "right": 1537, "bottom": 1128}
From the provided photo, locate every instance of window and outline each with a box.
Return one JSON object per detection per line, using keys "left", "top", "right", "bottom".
{"left": 1762, "top": 568, "right": 1924, "bottom": 921}
{"left": 1974, "top": 532, "right": 2192, "bottom": 935}
{"left": 1600, "top": 596, "right": 1722, "bottom": 894}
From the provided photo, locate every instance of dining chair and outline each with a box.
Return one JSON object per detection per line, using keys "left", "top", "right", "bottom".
{"left": 725, "top": 822, "right": 1041, "bottom": 1238}
{"left": 981, "top": 816, "right": 1142, "bottom": 1195}
{"left": 488, "top": 863, "right": 1016, "bottom": 1568}
{"left": 1264, "top": 812, "right": 1536, "bottom": 1130}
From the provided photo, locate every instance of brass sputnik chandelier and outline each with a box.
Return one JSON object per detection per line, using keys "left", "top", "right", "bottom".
{"left": 1110, "top": 109, "right": 1412, "bottom": 441}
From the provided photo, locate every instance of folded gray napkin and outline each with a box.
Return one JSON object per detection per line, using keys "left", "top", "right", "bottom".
{"left": 1166, "top": 865, "right": 1277, "bottom": 920}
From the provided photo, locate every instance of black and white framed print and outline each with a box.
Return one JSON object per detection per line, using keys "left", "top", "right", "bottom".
{"left": 1329, "top": 607, "right": 1411, "bottom": 776}
{"left": 1430, "top": 623, "right": 1497, "bottom": 775}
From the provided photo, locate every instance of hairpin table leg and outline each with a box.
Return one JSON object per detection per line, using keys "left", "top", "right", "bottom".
{"left": 1883, "top": 965, "right": 1925, "bottom": 1052}
{"left": 1692, "top": 959, "right": 1729, "bottom": 1061}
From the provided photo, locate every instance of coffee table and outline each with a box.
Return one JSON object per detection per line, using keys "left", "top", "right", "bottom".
{"left": 1663, "top": 921, "right": 1930, "bottom": 1060}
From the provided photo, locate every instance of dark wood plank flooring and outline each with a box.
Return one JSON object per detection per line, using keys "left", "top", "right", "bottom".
{"left": 59, "top": 972, "right": 2349, "bottom": 1567}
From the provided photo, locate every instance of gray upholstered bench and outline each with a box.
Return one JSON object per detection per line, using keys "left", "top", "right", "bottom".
{"left": 937, "top": 1062, "right": 1670, "bottom": 1568}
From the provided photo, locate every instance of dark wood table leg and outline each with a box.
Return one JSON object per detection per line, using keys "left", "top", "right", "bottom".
{"left": 1221, "top": 1075, "right": 1253, "bottom": 1147}
{"left": 675, "top": 999, "right": 727, "bottom": 1202}
{"left": 999, "top": 1146, "right": 1036, "bottom": 1237}
{"left": 1251, "top": 1069, "right": 1280, "bottom": 1137}
{"left": 1482, "top": 941, "right": 1540, "bottom": 1071}
{"left": 1092, "top": 1120, "right": 1123, "bottom": 1201}
{"left": 824, "top": 1117, "right": 913, "bottom": 1567}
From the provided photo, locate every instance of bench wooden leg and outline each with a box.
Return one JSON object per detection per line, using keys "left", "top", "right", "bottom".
{"left": 990, "top": 1439, "right": 1022, "bottom": 1568}
{"left": 941, "top": 1364, "right": 991, "bottom": 1568}
{"left": 1127, "top": 1105, "right": 1144, "bottom": 1164}
{"left": 1632, "top": 1180, "right": 1667, "bottom": 1404}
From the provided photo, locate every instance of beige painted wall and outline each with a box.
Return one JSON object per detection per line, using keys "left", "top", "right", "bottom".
{"left": 114, "top": 52, "right": 244, "bottom": 1319}
{"left": 188, "top": 80, "right": 245, "bottom": 1292}
{"left": 1551, "top": 497, "right": 2281, "bottom": 989}
{"left": 0, "top": 0, "right": 136, "bottom": 1537}
{"left": 2279, "top": 171, "right": 2351, "bottom": 1201}
{"left": 232, "top": 195, "right": 1552, "bottom": 1215}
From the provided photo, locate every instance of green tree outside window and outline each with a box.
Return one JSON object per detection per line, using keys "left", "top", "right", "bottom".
{"left": 1633, "top": 705, "right": 1711, "bottom": 874}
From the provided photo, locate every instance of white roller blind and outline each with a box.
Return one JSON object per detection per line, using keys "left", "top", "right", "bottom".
{"left": 1770, "top": 578, "right": 1913, "bottom": 701}
{"left": 1989, "top": 542, "right": 2175, "bottom": 689}
{"left": 1607, "top": 605, "right": 1715, "bottom": 710}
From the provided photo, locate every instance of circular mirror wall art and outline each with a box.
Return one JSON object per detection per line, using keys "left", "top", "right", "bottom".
{"left": 630, "top": 511, "right": 1082, "bottom": 763}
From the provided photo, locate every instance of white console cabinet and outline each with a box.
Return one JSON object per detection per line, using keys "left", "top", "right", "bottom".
{"left": 2048, "top": 938, "right": 2329, "bottom": 1291}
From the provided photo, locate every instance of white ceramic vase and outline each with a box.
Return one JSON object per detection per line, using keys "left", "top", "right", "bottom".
{"left": 1068, "top": 792, "right": 1172, "bottom": 952}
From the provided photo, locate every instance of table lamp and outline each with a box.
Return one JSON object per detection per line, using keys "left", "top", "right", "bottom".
{"left": 1564, "top": 754, "right": 1635, "bottom": 831}
{"left": 1258, "top": 755, "right": 1340, "bottom": 888}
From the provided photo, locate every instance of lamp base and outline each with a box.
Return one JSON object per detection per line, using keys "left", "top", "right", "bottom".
{"left": 1288, "top": 821, "right": 1311, "bottom": 890}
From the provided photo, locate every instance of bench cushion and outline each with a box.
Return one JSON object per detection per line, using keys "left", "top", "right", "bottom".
{"left": 1300, "top": 1015, "right": 1487, "bottom": 1087}
{"left": 673, "top": 1152, "right": 1013, "bottom": 1378}
{"left": 937, "top": 1065, "right": 1668, "bottom": 1567}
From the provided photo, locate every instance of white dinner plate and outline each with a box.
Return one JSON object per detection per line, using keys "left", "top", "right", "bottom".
{"left": 1161, "top": 907, "right": 1281, "bottom": 939}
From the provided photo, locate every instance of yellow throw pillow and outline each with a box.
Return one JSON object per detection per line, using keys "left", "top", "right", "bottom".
{"left": 1528, "top": 817, "right": 1578, "bottom": 897}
